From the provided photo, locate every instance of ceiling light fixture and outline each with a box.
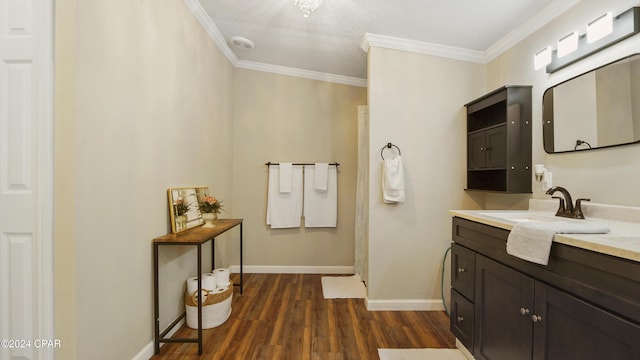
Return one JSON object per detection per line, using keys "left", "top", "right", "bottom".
{"left": 294, "top": 0, "right": 323, "bottom": 18}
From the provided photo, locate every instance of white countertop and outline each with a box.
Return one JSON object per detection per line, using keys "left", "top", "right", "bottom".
{"left": 450, "top": 201, "right": 640, "bottom": 263}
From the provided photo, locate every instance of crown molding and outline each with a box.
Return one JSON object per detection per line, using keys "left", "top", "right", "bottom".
{"left": 361, "top": 33, "right": 487, "bottom": 63}
{"left": 186, "top": 0, "right": 581, "bottom": 85}
{"left": 234, "top": 60, "right": 367, "bottom": 87}
{"left": 183, "top": 0, "right": 367, "bottom": 87}
{"left": 362, "top": 0, "right": 582, "bottom": 64}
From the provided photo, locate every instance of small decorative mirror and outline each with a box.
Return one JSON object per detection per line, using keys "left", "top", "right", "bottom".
{"left": 167, "top": 187, "right": 209, "bottom": 233}
{"left": 543, "top": 53, "right": 640, "bottom": 153}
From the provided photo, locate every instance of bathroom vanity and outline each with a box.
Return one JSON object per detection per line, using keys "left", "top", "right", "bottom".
{"left": 449, "top": 205, "right": 640, "bottom": 360}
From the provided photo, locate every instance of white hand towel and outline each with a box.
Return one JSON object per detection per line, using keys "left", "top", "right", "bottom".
{"left": 382, "top": 156, "right": 405, "bottom": 203}
{"left": 314, "top": 163, "right": 329, "bottom": 191}
{"left": 279, "top": 162, "right": 293, "bottom": 193}
{"left": 267, "top": 165, "right": 303, "bottom": 228}
{"left": 304, "top": 165, "right": 337, "bottom": 227}
{"left": 506, "top": 221, "right": 610, "bottom": 265}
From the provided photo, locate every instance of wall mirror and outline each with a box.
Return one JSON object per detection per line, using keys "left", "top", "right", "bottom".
{"left": 167, "top": 186, "right": 209, "bottom": 233}
{"left": 543, "top": 53, "right": 640, "bottom": 153}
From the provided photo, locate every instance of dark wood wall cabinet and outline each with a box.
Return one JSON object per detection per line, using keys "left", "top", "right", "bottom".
{"left": 450, "top": 217, "right": 640, "bottom": 360}
{"left": 465, "top": 86, "right": 532, "bottom": 193}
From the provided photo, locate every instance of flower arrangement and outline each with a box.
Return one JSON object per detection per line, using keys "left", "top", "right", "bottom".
{"left": 175, "top": 198, "right": 191, "bottom": 216}
{"left": 198, "top": 195, "right": 223, "bottom": 214}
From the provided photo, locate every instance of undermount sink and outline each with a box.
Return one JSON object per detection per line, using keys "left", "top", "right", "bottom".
{"left": 478, "top": 212, "right": 558, "bottom": 223}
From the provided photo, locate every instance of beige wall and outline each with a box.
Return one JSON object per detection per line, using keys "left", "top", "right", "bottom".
{"left": 486, "top": 0, "right": 640, "bottom": 208}
{"left": 55, "top": 0, "right": 234, "bottom": 358}
{"left": 53, "top": 0, "right": 640, "bottom": 357}
{"left": 229, "top": 69, "right": 367, "bottom": 270}
{"left": 367, "top": 47, "right": 485, "bottom": 302}
{"left": 54, "top": 0, "right": 77, "bottom": 359}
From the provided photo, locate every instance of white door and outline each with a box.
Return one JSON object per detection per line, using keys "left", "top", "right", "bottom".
{"left": 0, "top": 0, "right": 54, "bottom": 359}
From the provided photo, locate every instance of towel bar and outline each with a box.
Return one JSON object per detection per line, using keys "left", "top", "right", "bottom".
{"left": 265, "top": 162, "right": 339, "bottom": 166}
{"left": 381, "top": 143, "right": 401, "bottom": 160}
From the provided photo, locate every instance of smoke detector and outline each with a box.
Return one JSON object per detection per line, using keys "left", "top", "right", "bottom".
{"left": 229, "top": 36, "right": 255, "bottom": 50}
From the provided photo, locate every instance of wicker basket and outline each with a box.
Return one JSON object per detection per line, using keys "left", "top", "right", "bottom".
{"left": 185, "top": 281, "right": 233, "bottom": 329}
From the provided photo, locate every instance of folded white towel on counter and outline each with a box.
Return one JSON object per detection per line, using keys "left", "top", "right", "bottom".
{"left": 382, "top": 156, "right": 405, "bottom": 203}
{"left": 506, "top": 221, "right": 610, "bottom": 265}
{"left": 304, "top": 164, "right": 337, "bottom": 227}
{"left": 267, "top": 165, "right": 303, "bottom": 228}
{"left": 279, "top": 162, "right": 293, "bottom": 193}
{"left": 314, "top": 163, "right": 329, "bottom": 191}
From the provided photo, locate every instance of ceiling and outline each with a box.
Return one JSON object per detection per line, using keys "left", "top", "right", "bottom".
{"left": 191, "top": 0, "right": 579, "bottom": 85}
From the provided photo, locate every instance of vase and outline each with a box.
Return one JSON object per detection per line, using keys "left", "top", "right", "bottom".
{"left": 202, "top": 212, "right": 217, "bottom": 228}
{"left": 176, "top": 214, "right": 188, "bottom": 231}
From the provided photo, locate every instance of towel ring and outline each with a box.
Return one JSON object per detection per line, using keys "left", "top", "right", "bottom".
{"left": 381, "top": 142, "right": 401, "bottom": 160}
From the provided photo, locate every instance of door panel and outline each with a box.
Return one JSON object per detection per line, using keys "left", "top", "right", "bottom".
{"left": 475, "top": 255, "right": 533, "bottom": 360}
{"left": 0, "top": 0, "right": 53, "bottom": 358}
{"left": 533, "top": 283, "right": 640, "bottom": 360}
{"left": 484, "top": 126, "right": 506, "bottom": 168}
{"left": 468, "top": 132, "right": 486, "bottom": 169}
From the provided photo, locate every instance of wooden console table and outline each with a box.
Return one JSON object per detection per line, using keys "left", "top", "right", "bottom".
{"left": 152, "top": 218, "right": 243, "bottom": 355}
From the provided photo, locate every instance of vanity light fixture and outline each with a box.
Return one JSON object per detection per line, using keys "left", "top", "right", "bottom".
{"left": 534, "top": 46, "right": 552, "bottom": 70}
{"left": 557, "top": 31, "right": 579, "bottom": 57}
{"left": 587, "top": 12, "right": 613, "bottom": 43}
{"left": 538, "top": 7, "right": 640, "bottom": 73}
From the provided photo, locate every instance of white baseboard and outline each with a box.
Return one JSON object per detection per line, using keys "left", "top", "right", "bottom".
{"left": 131, "top": 319, "right": 184, "bottom": 360}
{"left": 366, "top": 299, "right": 445, "bottom": 311}
{"left": 229, "top": 265, "right": 354, "bottom": 274}
{"left": 456, "top": 338, "right": 476, "bottom": 360}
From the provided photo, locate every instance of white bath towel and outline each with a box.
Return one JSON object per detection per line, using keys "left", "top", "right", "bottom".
{"left": 304, "top": 164, "right": 337, "bottom": 227}
{"left": 266, "top": 165, "right": 303, "bottom": 228}
{"left": 382, "top": 156, "right": 405, "bottom": 203}
{"left": 506, "top": 221, "right": 610, "bottom": 265}
{"left": 314, "top": 163, "right": 329, "bottom": 191}
{"left": 279, "top": 162, "right": 293, "bottom": 193}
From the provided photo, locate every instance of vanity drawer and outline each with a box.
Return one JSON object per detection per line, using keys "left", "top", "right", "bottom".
{"left": 450, "top": 289, "right": 474, "bottom": 352}
{"left": 451, "top": 243, "right": 476, "bottom": 301}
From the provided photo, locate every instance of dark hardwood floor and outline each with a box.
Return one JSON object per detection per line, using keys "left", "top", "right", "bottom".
{"left": 150, "top": 273, "right": 455, "bottom": 359}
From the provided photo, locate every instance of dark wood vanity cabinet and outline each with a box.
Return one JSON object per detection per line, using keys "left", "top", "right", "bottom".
{"left": 451, "top": 217, "right": 640, "bottom": 360}
{"left": 450, "top": 243, "right": 476, "bottom": 350}
{"left": 465, "top": 86, "right": 532, "bottom": 193}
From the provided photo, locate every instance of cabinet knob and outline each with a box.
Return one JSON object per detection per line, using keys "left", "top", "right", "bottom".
{"left": 480, "top": 147, "right": 485, "bottom": 151}
{"left": 520, "top": 307, "right": 530, "bottom": 315}
{"left": 457, "top": 267, "right": 466, "bottom": 273}
{"left": 457, "top": 316, "right": 464, "bottom": 322}
{"left": 532, "top": 314, "right": 543, "bottom": 323}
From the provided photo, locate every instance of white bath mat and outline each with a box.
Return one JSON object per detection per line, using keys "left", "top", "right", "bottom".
{"left": 321, "top": 274, "right": 366, "bottom": 299}
{"left": 378, "top": 348, "right": 467, "bottom": 360}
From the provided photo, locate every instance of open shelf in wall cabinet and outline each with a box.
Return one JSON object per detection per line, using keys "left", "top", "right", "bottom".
{"left": 465, "top": 86, "right": 532, "bottom": 193}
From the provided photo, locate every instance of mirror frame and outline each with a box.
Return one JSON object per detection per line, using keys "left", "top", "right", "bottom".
{"left": 543, "top": 53, "right": 640, "bottom": 154}
{"left": 167, "top": 186, "right": 209, "bottom": 233}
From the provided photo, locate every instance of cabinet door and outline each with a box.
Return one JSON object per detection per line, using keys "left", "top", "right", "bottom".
{"left": 451, "top": 289, "right": 474, "bottom": 351}
{"left": 475, "top": 255, "right": 533, "bottom": 360}
{"left": 484, "top": 126, "right": 506, "bottom": 168}
{"left": 468, "top": 132, "right": 486, "bottom": 169}
{"left": 532, "top": 282, "right": 640, "bottom": 360}
{"left": 451, "top": 243, "right": 475, "bottom": 301}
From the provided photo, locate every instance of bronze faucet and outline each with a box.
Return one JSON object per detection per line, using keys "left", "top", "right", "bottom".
{"left": 545, "top": 186, "right": 590, "bottom": 219}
